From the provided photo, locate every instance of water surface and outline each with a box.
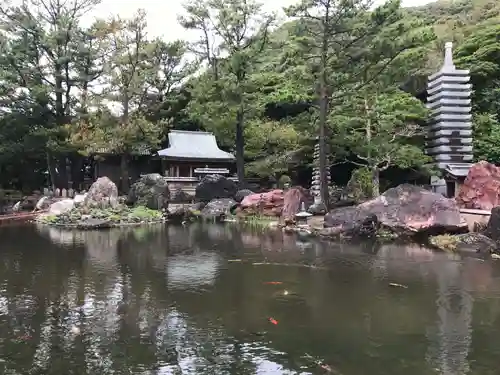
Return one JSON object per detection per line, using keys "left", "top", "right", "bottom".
{"left": 0, "top": 223, "right": 500, "bottom": 374}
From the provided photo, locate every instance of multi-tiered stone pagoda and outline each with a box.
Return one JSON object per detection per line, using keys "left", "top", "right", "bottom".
{"left": 309, "top": 139, "right": 330, "bottom": 213}
{"left": 426, "top": 42, "right": 473, "bottom": 197}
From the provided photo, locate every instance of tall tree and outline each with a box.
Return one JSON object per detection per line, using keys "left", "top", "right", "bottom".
{"left": 69, "top": 11, "right": 192, "bottom": 192}
{"left": 284, "top": 0, "right": 431, "bottom": 205}
{"left": 70, "top": 11, "right": 159, "bottom": 192}
{"left": 178, "top": 0, "right": 220, "bottom": 78}
{"left": 180, "top": 0, "right": 274, "bottom": 185}
{"left": 0, "top": 0, "right": 100, "bottom": 188}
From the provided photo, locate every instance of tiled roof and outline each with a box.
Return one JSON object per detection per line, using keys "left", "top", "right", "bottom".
{"left": 157, "top": 130, "right": 235, "bottom": 161}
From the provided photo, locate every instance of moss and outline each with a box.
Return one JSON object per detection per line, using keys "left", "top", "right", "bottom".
{"left": 429, "top": 234, "right": 459, "bottom": 252}
{"left": 376, "top": 228, "right": 399, "bottom": 240}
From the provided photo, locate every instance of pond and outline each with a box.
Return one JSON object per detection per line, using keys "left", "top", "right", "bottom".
{"left": 0, "top": 223, "right": 500, "bottom": 374}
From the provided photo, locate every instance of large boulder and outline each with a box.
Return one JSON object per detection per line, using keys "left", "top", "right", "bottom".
{"left": 282, "top": 186, "right": 312, "bottom": 221}
{"left": 456, "top": 161, "right": 500, "bottom": 210}
{"left": 429, "top": 233, "right": 497, "bottom": 254}
{"left": 200, "top": 198, "right": 237, "bottom": 221}
{"left": 128, "top": 173, "right": 170, "bottom": 210}
{"left": 49, "top": 199, "right": 75, "bottom": 215}
{"left": 234, "top": 189, "right": 253, "bottom": 203}
{"left": 321, "top": 206, "right": 379, "bottom": 238}
{"left": 195, "top": 175, "right": 238, "bottom": 203}
{"left": 35, "top": 196, "right": 55, "bottom": 211}
{"left": 170, "top": 187, "right": 193, "bottom": 203}
{"left": 237, "top": 189, "right": 284, "bottom": 217}
{"left": 167, "top": 204, "right": 200, "bottom": 223}
{"left": 484, "top": 206, "right": 500, "bottom": 244}
{"left": 324, "top": 184, "right": 467, "bottom": 237}
{"left": 84, "top": 177, "right": 119, "bottom": 208}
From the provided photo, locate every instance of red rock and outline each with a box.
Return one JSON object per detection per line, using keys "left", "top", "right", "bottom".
{"left": 282, "top": 186, "right": 312, "bottom": 221}
{"left": 323, "top": 184, "right": 467, "bottom": 236}
{"left": 456, "top": 161, "right": 500, "bottom": 210}
{"left": 238, "top": 189, "right": 284, "bottom": 217}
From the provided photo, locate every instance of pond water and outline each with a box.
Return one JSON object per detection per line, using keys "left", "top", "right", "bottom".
{"left": 0, "top": 223, "right": 500, "bottom": 374}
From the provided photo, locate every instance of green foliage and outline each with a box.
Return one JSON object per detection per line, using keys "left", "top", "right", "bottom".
{"left": 332, "top": 90, "right": 432, "bottom": 170}
{"left": 472, "top": 113, "right": 500, "bottom": 162}
{"left": 0, "top": 0, "right": 500, "bottom": 190}
{"left": 278, "top": 175, "right": 291, "bottom": 188}
{"left": 38, "top": 204, "right": 163, "bottom": 226}
{"left": 244, "top": 120, "right": 304, "bottom": 176}
{"left": 346, "top": 167, "right": 374, "bottom": 201}
{"left": 69, "top": 110, "right": 163, "bottom": 155}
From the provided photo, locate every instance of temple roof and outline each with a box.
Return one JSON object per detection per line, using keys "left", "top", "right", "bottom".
{"left": 157, "top": 130, "right": 235, "bottom": 161}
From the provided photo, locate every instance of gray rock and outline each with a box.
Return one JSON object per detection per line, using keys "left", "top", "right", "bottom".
{"left": 35, "top": 196, "right": 52, "bottom": 211}
{"left": 84, "top": 177, "right": 119, "bottom": 208}
{"left": 167, "top": 205, "right": 199, "bottom": 223}
{"left": 170, "top": 187, "right": 193, "bottom": 203}
{"left": 12, "top": 201, "right": 21, "bottom": 212}
{"left": 200, "top": 198, "right": 236, "bottom": 221}
{"left": 195, "top": 175, "right": 237, "bottom": 203}
{"left": 75, "top": 218, "right": 112, "bottom": 230}
{"left": 308, "top": 201, "right": 327, "bottom": 215}
{"left": 49, "top": 199, "right": 75, "bottom": 215}
{"left": 485, "top": 206, "right": 500, "bottom": 244}
{"left": 234, "top": 189, "right": 253, "bottom": 203}
{"left": 429, "top": 233, "right": 497, "bottom": 254}
{"left": 73, "top": 193, "right": 87, "bottom": 206}
{"left": 321, "top": 206, "right": 378, "bottom": 238}
{"left": 128, "top": 173, "right": 170, "bottom": 210}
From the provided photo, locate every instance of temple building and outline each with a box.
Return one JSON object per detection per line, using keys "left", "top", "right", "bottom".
{"left": 425, "top": 42, "right": 473, "bottom": 197}
{"left": 157, "top": 130, "right": 236, "bottom": 194}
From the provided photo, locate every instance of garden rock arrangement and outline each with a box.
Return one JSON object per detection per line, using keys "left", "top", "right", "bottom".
{"left": 39, "top": 204, "right": 163, "bottom": 229}
{"left": 38, "top": 177, "right": 164, "bottom": 229}
{"left": 127, "top": 173, "right": 170, "bottom": 209}
{"left": 429, "top": 233, "right": 497, "bottom": 254}
{"left": 83, "top": 176, "right": 118, "bottom": 208}
{"left": 200, "top": 198, "right": 236, "bottom": 221}
{"left": 235, "top": 189, "right": 284, "bottom": 216}
{"left": 319, "top": 184, "right": 470, "bottom": 241}
{"left": 195, "top": 175, "right": 237, "bottom": 202}
{"left": 164, "top": 173, "right": 500, "bottom": 256}
{"left": 430, "top": 206, "right": 500, "bottom": 255}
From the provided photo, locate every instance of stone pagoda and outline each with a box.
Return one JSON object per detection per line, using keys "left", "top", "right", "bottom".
{"left": 426, "top": 42, "right": 473, "bottom": 197}
{"left": 309, "top": 139, "right": 330, "bottom": 213}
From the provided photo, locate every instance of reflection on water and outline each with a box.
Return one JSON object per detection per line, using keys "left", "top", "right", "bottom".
{"left": 0, "top": 223, "right": 499, "bottom": 374}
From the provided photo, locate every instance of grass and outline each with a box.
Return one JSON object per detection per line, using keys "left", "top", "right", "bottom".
{"left": 227, "top": 214, "right": 279, "bottom": 229}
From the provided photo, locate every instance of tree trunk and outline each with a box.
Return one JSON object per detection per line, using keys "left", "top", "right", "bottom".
{"left": 318, "top": 19, "right": 330, "bottom": 208}
{"left": 371, "top": 167, "right": 380, "bottom": 197}
{"left": 46, "top": 151, "right": 57, "bottom": 190}
{"left": 235, "top": 106, "right": 245, "bottom": 187}
{"left": 120, "top": 153, "right": 129, "bottom": 194}
{"left": 70, "top": 155, "right": 84, "bottom": 190}
{"left": 318, "top": 87, "right": 329, "bottom": 208}
{"left": 57, "top": 157, "right": 69, "bottom": 189}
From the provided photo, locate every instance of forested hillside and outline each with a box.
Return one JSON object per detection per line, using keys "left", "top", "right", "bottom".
{"left": 0, "top": 0, "right": 498, "bottom": 195}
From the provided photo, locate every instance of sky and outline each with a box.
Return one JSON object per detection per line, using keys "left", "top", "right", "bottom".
{"left": 82, "top": 0, "right": 435, "bottom": 42}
